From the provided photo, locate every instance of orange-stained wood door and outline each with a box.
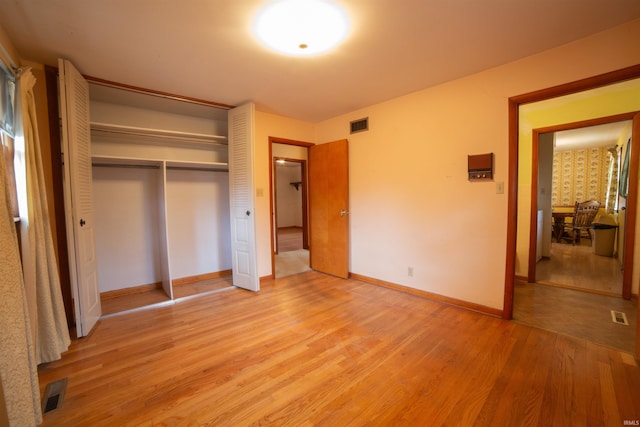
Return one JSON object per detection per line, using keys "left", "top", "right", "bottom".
{"left": 309, "top": 139, "right": 349, "bottom": 278}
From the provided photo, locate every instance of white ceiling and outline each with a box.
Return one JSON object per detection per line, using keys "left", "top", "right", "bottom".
{"left": 1, "top": 1, "right": 640, "bottom": 123}
{"left": 519, "top": 77, "right": 640, "bottom": 151}
{"left": 555, "top": 121, "right": 631, "bottom": 151}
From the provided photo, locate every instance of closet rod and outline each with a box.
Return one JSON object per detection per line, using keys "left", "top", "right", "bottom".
{"left": 167, "top": 166, "right": 229, "bottom": 173}
{"left": 92, "top": 163, "right": 228, "bottom": 172}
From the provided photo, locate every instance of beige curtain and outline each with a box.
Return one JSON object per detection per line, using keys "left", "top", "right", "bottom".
{"left": 605, "top": 147, "right": 619, "bottom": 214}
{"left": 1, "top": 132, "right": 18, "bottom": 217}
{"left": 0, "top": 125, "right": 41, "bottom": 425}
{"left": 17, "top": 68, "right": 71, "bottom": 364}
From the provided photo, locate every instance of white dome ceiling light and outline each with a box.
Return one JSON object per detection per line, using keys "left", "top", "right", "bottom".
{"left": 253, "top": 0, "right": 350, "bottom": 56}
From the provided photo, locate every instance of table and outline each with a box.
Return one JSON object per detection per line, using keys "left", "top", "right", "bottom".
{"left": 552, "top": 211, "right": 573, "bottom": 242}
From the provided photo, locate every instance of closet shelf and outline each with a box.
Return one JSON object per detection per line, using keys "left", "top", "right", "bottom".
{"left": 92, "top": 155, "right": 228, "bottom": 171}
{"left": 92, "top": 156, "right": 162, "bottom": 168}
{"left": 166, "top": 160, "right": 228, "bottom": 172}
{"left": 90, "top": 122, "right": 228, "bottom": 146}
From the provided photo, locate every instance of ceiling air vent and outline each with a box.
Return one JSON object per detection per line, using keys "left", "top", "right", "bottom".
{"left": 350, "top": 117, "right": 369, "bottom": 134}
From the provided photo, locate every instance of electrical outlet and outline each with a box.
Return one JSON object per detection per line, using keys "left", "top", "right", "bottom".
{"left": 408, "top": 266, "right": 414, "bottom": 277}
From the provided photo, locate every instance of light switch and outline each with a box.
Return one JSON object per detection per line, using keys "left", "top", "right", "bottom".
{"left": 256, "top": 188, "right": 264, "bottom": 197}
{"left": 496, "top": 182, "right": 504, "bottom": 194}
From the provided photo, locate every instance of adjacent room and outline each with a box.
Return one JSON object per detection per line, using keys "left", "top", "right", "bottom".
{"left": 1, "top": 1, "right": 640, "bottom": 426}
{"left": 272, "top": 141, "right": 311, "bottom": 278}
{"left": 514, "top": 109, "right": 637, "bottom": 354}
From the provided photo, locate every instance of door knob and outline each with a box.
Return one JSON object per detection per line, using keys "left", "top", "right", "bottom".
{"left": 339, "top": 209, "right": 349, "bottom": 217}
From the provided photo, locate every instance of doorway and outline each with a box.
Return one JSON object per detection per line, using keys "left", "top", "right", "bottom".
{"left": 530, "top": 119, "right": 632, "bottom": 297}
{"left": 518, "top": 118, "right": 636, "bottom": 354}
{"left": 504, "top": 67, "right": 640, "bottom": 359}
{"left": 269, "top": 137, "right": 351, "bottom": 280}
{"left": 274, "top": 157, "right": 310, "bottom": 277}
{"left": 269, "top": 137, "right": 314, "bottom": 278}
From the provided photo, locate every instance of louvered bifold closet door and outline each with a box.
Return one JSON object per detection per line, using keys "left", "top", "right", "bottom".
{"left": 58, "top": 58, "right": 101, "bottom": 337}
{"left": 227, "top": 103, "right": 258, "bottom": 291}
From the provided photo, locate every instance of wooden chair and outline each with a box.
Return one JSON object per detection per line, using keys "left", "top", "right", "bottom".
{"left": 565, "top": 200, "right": 600, "bottom": 245}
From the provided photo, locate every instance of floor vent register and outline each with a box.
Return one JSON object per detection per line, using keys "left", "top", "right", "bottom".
{"left": 610, "top": 310, "right": 629, "bottom": 326}
{"left": 41, "top": 377, "right": 67, "bottom": 415}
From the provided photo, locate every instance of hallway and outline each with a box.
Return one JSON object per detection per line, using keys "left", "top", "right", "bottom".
{"left": 515, "top": 242, "right": 636, "bottom": 354}
{"left": 275, "top": 227, "right": 310, "bottom": 278}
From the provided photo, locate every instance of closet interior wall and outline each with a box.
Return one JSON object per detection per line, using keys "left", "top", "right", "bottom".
{"left": 88, "top": 83, "right": 231, "bottom": 301}
{"left": 92, "top": 164, "right": 165, "bottom": 293}
{"left": 165, "top": 167, "right": 231, "bottom": 282}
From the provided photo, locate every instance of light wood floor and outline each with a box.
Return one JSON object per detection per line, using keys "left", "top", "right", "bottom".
{"left": 39, "top": 271, "right": 640, "bottom": 426}
{"left": 277, "top": 226, "right": 303, "bottom": 252}
{"left": 536, "top": 241, "right": 623, "bottom": 296}
{"left": 101, "top": 277, "right": 234, "bottom": 316}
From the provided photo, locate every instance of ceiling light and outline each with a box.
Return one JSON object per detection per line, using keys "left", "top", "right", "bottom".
{"left": 253, "top": 0, "right": 349, "bottom": 56}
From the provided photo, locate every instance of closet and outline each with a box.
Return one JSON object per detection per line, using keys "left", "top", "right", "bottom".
{"left": 88, "top": 82, "right": 233, "bottom": 314}
{"left": 59, "top": 59, "right": 258, "bottom": 337}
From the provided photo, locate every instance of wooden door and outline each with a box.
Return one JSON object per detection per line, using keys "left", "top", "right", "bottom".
{"left": 628, "top": 112, "right": 640, "bottom": 360}
{"left": 58, "top": 59, "right": 101, "bottom": 337}
{"left": 309, "top": 139, "right": 349, "bottom": 278}
{"left": 228, "top": 103, "right": 259, "bottom": 291}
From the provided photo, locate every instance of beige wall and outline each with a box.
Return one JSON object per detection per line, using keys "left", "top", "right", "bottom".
{"left": 313, "top": 79, "right": 511, "bottom": 309}
{"left": 299, "top": 18, "right": 640, "bottom": 310}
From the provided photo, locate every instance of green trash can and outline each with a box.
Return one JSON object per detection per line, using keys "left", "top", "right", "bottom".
{"left": 592, "top": 214, "right": 618, "bottom": 257}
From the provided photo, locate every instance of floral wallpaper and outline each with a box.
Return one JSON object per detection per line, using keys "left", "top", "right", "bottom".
{"left": 552, "top": 146, "right": 610, "bottom": 206}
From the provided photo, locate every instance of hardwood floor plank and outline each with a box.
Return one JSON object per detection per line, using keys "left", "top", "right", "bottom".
{"left": 599, "top": 362, "right": 622, "bottom": 426}
{"left": 580, "top": 340, "right": 607, "bottom": 426}
{"left": 473, "top": 325, "right": 532, "bottom": 425}
{"left": 37, "top": 271, "right": 640, "bottom": 426}
{"left": 608, "top": 350, "right": 640, "bottom": 420}
{"left": 311, "top": 313, "right": 445, "bottom": 424}
{"left": 444, "top": 321, "right": 519, "bottom": 425}
{"left": 486, "top": 329, "right": 555, "bottom": 426}
{"left": 395, "top": 313, "right": 500, "bottom": 424}
{"left": 546, "top": 336, "right": 584, "bottom": 427}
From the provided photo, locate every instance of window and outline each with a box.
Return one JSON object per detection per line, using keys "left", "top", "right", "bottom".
{"left": 0, "top": 67, "right": 18, "bottom": 217}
